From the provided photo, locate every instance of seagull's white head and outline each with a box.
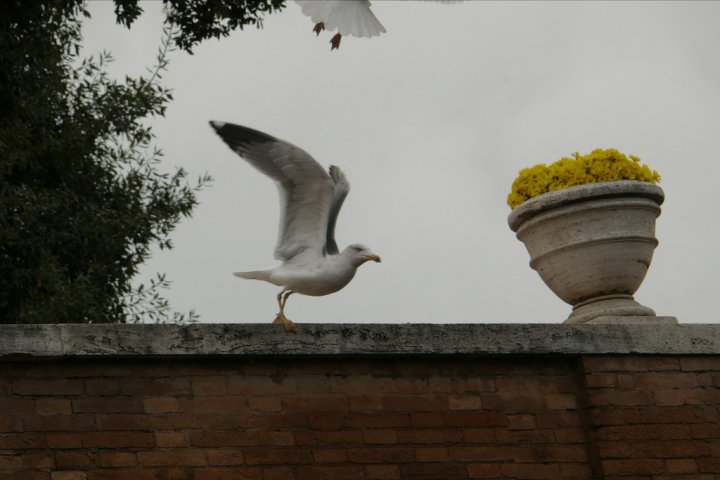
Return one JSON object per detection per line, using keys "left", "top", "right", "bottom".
{"left": 341, "top": 243, "right": 381, "bottom": 267}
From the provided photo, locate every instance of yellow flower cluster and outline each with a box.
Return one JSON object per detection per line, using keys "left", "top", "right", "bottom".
{"left": 507, "top": 148, "right": 661, "bottom": 209}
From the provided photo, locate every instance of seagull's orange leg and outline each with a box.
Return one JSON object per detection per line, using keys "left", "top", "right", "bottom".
{"left": 313, "top": 22, "right": 325, "bottom": 36}
{"left": 274, "top": 289, "right": 296, "bottom": 332}
{"left": 330, "top": 33, "right": 342, "bottom": 51}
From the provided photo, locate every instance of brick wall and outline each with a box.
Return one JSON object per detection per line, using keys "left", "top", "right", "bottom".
{"left": 0, "top": 324, "right": 719, "bottom": 480}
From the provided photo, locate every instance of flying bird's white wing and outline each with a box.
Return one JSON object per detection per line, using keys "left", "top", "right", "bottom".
{"left": 296, "top": 0, "right": 386, "bottom": 38}
{"left": 210, "top": 121, "right": 335, "bottom": 264}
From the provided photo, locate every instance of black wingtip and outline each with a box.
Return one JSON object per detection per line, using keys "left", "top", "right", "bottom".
{"left": 209, "top": 121, "right": 278, "bottom": 145}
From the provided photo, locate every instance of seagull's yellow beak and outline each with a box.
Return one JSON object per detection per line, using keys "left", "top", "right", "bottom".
{"left": 365, "top": 254, "right": 381, "bottom": 263}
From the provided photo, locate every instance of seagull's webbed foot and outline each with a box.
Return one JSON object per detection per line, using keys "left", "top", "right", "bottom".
{"left": 273, "top": 312, "right": 296, "bottom": 333}
{"left": 313, "top": 22, "right": 325, "bottom": 36}
{"left": 330, "top": 33, "right": 342, "bottom": 50}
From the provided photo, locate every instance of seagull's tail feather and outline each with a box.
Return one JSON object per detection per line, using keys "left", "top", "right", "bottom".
{"left": 233, "top": 270, "right": 271, "bottom": 282}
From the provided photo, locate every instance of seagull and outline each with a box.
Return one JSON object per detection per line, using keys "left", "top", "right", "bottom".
{"left": 209, "top": 121, "right": 381, "bottom": 331}
{"left": 295, "top": 0, "right": 462, "bottom": 50}
{"left": 296, "top": 0, "right": 385, "bottom": 50}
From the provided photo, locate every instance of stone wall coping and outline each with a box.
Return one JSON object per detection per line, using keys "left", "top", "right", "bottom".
{"left": 0, "top": 324, "right": 718, "bottom": 359}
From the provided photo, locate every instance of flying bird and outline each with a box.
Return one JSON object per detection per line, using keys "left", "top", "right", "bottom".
{"left": 210, "top": 121, "right": 381, "bottom": 331}
{"left": 296, "top": 0, "right": 461, "bottom": 50}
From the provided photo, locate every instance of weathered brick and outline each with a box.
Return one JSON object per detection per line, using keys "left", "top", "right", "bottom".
{"left": 409, "top": 412, "right": 444, "bottom": 427}
{"left": 501, "top": 463, "right": 560, "bottom": 479}
{"left": 87, "top": 469, "right": 161, "bottom": 480}
{"left": 544, "top": 393, "right": 577, "bottom": 409}
{"left": 178, "top": 396, "right": 249, "bottom": 413}
{"left": 46, "top": 434, "right": 83, "bottom": 449}
{"left": 444, "top": 410, "right": 507, "bottom": 427}
{"left": 396, "top": 429, "right": 462, "bottom": 444}
{"left": 36, "top": 399, "right": 72, "bottom": 415}
{"left": 543, "top": 445, "right": 587, "bottom": 462}
{"left": 154, "top": 432, "right": 189, "bottom": 447}
{"left": 582, "top": 356, "right": 649, "bottom": 372}
{"left": 295, "top": 465, "right": 365, "bottom": 480}
{"left": 243, "top": 448, "right": 313, "bottom": 465}
{"left": 191, "top": 468, "right": 262, "bottom": 480}
{"left": 381, "top": 395, "right": 446, "bottom": 412}
{"left": 206, "top": 449, "right": 244, "bottom": 465}
{"left": 0, "top": 434, "right": 46, "bottom": 449}
{"left": 120, "top": 377, "right": 190, "bottom": 396}
{"left": 23, "top": 415, "right": 95, "bottom": 432}
{"left": 143, "top": 396, "right": 180, "bottom": 413}
{"left": 191, "top": 376, "right": 228, "bottom": 396}
{"left": 666, "top": 459, "right": 698, "bottom": 474}
{"left": 345, "top": 413, "right": 411, "bottom": 428}
{"left": 481, "top": 394, "right": 544, "bottom": 413}
{"left": 362, "top": 429, "right": 398, "bottom": 444}
{"left": 96, "top": 413, "right": 150, "bottom": 430}
{"left": 634, "top": 372, "right": 698, "bottom": 389}
{"left": 679, "top": 357, "right": 720, "bottom": 372}
{"left": 247, "top": 396, "right": 282, "bottom": 412}
{"left": 246, "top": 413, "right": 308, "bottom": 429}
{"left": 258, "top": 431, "right": 294, "bottom": 446}
{"left": 507, "top": 414, "right": 536, "bottom": 430}
{"left": 13, "top": 379, "right": 83, "bottom": 396}
{"left": 51, "top": 473, "right": 86, "bottom": 480}
{"left": 282, "top": 395, "right": 348, "bottom": 412}
{"left": 462, "top": 428, "right": 495, "bottom": 444}
{"left": 467, "top": 463, "right": 501, "bottom": 478}
{"left": 363, "top": 464, "right": 401, "bottom": 479}
{"left": 137, "top": 449, "right": 207, "bottom": 466}
{"left": 448, "top": 446, "right": 513, "bottom": 461}
{"left": 584, "top": 373, "right": 617, "bottom": 388}
{"left": 697, "top": 457, "right": 720, "bottom": 473}
{"left": 496, "top": 428, "right": 555, "bottom": 445}
{"left": 148, "top": 413, "right": 206, "bottom": 430}
{"left": 400, "top": 462, "right": 468, "bottom": 479}
{"left": 82, "top": 432, "right": 154, "bottom": 448}
{"left": 0, "top": 398, "right": 37, "bottom": 415}
{"left": 294, "top": 430, "right": 362, "bottom": 446}
{"left": 312, "top": 448, "right": 348, "bottom": 463}
{"left": 72, "top": 397, "right": 144, "bottom": 413}
{"left": 602, "top": 459, "right": 664, "bottom": 475}
{"left": 55, "top": 451, "right": 93, "bottom": 468}
{"left": 84, "top": 378, "right": 122, "bottom": 395}
{"left": 98, "top": 452, "right": 137, "bottom": 467}
{"left": 348, "top": 395, "right": 383, "bottom": 411}
{"left": 447, "top": 394, "right": 482, "bottom": 410}
{"left": 535, "top": 411, "right": 581, "bottom": 428}
{"left": 414, "top": 447, "right": 448, "bottom": 462}
{"left": 347, "top": 447, "right": 414, "bottom": 463}
{"left": 554, "top": 428, "right": 586, "bottom": 444}
{"left": 588, "top": 390, "right": 654, "bottom": 407}
{"left": 191, "top": 431, "right": 259, "bottom": 447}
{"left": 0, "top": 453, "right": 53, "bottom": 468}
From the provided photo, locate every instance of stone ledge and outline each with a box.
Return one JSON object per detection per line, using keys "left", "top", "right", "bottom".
{"left": 0, "top": 324, "right": 718, "bottom": 359}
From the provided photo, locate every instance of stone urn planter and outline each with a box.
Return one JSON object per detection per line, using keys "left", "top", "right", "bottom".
{"left": 508, "top": 180, "right": 674, "bottom": 324}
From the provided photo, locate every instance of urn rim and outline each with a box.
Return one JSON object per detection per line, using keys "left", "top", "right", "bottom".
{"left": 507, "top": 180, "right": 664, "bottom": 232}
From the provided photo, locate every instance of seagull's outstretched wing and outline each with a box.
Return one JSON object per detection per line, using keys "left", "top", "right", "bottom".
{"left": 296, "top": 0, "right": 386, "bottom": 38}
{"left": 325, "top": 166, "right": 350, "bottom": 255}
{"left": 210, "top": 121, "right": 335, "bottom": 264}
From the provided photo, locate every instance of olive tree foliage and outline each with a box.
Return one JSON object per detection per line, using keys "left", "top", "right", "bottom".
{"left": 0, "top": 1, "right": 284, "bottom": 324}
{"left": 113, "top": 0, "right": 286, "bottom": 53}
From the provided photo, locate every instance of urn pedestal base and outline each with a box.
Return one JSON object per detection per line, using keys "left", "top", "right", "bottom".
{"left": 563, "top": 294, "right": 677, "bottom": 324}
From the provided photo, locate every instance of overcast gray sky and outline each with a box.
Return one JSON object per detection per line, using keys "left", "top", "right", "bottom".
{"left": 83, "top": 1, "right": 720, "bottom": 324}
